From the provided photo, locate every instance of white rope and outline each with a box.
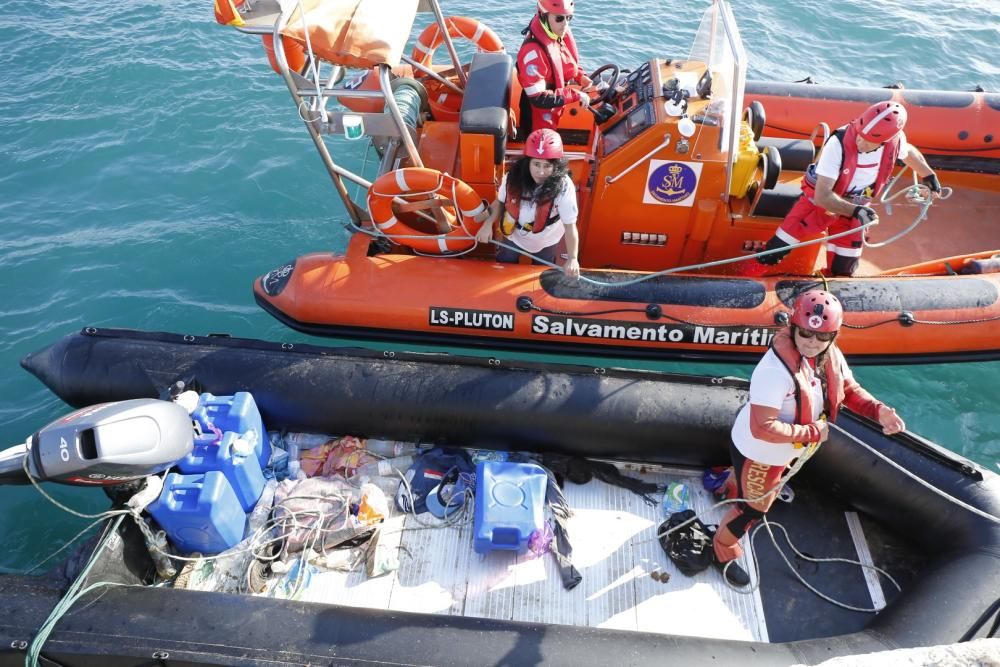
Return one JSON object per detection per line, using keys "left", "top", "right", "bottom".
{"left": 473, "top": 219, "right": 882, "bottom": 286}
{"left": 646, "top": 438, "right": 903, "bottom": 610}
{"left": 21, "top": 453, "right": 129, "bottom": 520}
{"left": 829, "top": 422, "right": 1000, "bottom": 526}
{"left": 294, "top": 0, "right": 327, "bottom": 124}
{"left": 865, "top": 169, "right": 951, "bottom": 248}
{"left": 737, "top": 517, "right": 901, "bottom": 612}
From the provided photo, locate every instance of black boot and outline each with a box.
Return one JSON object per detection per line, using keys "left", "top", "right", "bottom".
{"left": 714, "top": 557, "right": 751, "bottom": 587}
{"left": 757, "top": 236, "right": 791, "bottom": 265}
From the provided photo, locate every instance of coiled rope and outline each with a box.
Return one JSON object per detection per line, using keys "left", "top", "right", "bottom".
{"left": 649, "top": 439, "right": 903, "bottom": 611}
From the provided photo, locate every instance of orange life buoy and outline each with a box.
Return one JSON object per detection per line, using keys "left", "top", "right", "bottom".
{"left": 214, "top": 0, "right": 245, "bottom": 27}
{"left": 423, "top": 79, "right": 464, "bottom": 122}
{"left": 367, "top": 168, "right": 488, "bottom": 255}
{"left": 262, "top": 34, "right": 307, "bottom": 76}
{"left": 410, "top": 17, "right": 504, "bottom": 69}
{"left": 411, "top": 17, "right": 503, "bottom": 122}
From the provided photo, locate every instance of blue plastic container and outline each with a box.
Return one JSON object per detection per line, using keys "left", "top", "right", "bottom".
{"left": 192, "top": 392, "right": 271, "bottom": 468}
{"left": 147, "top": 471, "right": 247, "bottom": 555}
{"left": 177, "top": 431, "right": 265, "bottom": 511}
{"left": 473, "top": 461, "right": 548, "bottom": 554}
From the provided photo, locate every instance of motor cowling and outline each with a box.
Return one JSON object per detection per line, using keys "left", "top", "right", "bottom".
{"left": 27, "top": 399, "right": 193, "bottom": 486}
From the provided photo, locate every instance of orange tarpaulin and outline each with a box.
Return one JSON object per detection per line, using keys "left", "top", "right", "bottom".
{"left": 282, "top": 0, "right": 418, "bottom": 70}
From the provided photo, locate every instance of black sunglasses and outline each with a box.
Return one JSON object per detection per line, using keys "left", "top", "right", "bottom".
{"left": 552, "top": 14, "right": 573, "bottom": 22}
{"left": 796, "top": 328, "right": 837, "bottom": 342}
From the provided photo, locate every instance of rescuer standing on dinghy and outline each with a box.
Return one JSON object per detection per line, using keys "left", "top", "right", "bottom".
{"left": 710, "top": 290, "right": 906, "bottom": 586}
{"left": 758, "top": 102, "right": 942, "bottom": 276}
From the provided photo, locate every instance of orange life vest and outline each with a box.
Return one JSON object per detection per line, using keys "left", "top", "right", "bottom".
{"left": 501, "top": 187, "right": 559, "bottom": 236}
{"left": 519, "top": 15, "right": 582, "bottom": 92}
{"left": 770, "top": 329, "right": 847, "bottom": 423}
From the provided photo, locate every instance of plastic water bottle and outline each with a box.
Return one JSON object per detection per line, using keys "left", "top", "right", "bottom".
{"left": 143, "top": 527, "right": 178, "bottom": 579}
{"left": 470, "top": 449, "right": 508, "bottom": 464}
{"left": 351, "top": 455, "right": 415, "bottom": 480}
{"left": 287, "top": 441, "right": 302, "bottom": 480}
{"left": 662, "top": 481, "right": 691, "bottom": 515}
{"left": 364, "top": 439, "right": 417, "bottom": 458}
{"left": 285, "top": 432, "right": 333, "bottom": 450}
{"left": 247, "top": 478, "right": 278, "bottom": 536}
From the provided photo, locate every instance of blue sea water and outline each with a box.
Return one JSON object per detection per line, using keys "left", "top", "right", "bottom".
{"left": 0, "top": 0, "right": 998, "bottom": 570}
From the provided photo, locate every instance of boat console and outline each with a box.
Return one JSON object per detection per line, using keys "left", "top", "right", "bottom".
{"left": 598, "top": 58, "right": 717, "bottom": 156}
{"left": 599, "top": 61, "right": 659, "bottom": 154}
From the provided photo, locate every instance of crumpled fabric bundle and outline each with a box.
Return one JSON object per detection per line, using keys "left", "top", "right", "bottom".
{"left": 273, "top": 476, "right": 373, "bottom": 556}
{"left": 299, "top": 435, "right": 377, "bottom": 478}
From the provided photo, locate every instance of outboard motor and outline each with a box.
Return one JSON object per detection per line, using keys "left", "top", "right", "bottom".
{"left": 0, "top": 399, "right": 193, "bottom": 486}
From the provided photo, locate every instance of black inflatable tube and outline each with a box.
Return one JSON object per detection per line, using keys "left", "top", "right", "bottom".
{"left": 0, "top": 579, "right": 812, "bottom": 666}
{"left": 802, "top": 420, "right": 1000, "bottom": 646}
{"left": 21, "top": 328, "right": 746, "bottom": 465}
{"left": 12, "top": 327, "right": 1000, "bottom": 662}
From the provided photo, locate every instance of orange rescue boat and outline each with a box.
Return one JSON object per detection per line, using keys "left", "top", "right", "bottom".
{"left": 220, "top": 0, "right": 1000, "bottom": 364}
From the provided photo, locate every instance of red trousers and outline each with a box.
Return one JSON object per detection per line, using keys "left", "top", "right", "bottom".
{"left": 712, "top": 444, "right": 787, "bottom": 564}
{"left": 776, "top": 195, "right": 865, "bottom": 269}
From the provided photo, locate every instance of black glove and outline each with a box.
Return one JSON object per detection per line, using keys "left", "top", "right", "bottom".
{"left": 852, "top": 205, "right": 878, "bottom": 225}
{"left": 757, "top": 236, "right": 791, "bottom": 265}
{"left": 593, "top": 103, "right": 617, "bottom": 124}
{"left": 921, "top": 173, "right": 942, "bottom": 194}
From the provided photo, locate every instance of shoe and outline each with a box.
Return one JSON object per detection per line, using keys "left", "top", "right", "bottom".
{"left": 778, "top": 484, "right": 795, "bottom": 503}
{"left": 714, "top": 558, "right": 750, "bottom": 587}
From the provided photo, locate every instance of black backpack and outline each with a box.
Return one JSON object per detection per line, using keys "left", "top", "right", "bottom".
{"left": 658, "top": 509, "right": 715, "bottom": 576}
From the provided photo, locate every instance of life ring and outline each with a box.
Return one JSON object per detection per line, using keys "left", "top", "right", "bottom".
{"left": 367, "top": 168, "right": 488, "bottom": 255}
{"left": 423, "top": 79, "right": 464, "bottom": 122}
{"left": 410, "top": 17, "right": 504, "bottom": 69}
{"left": 214, "top": 0, "right": 245, "bottom": 26}
{"left": 262, "top": 34, "right": 306, "bottom": 76}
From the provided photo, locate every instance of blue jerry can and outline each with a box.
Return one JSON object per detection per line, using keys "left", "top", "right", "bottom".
{"left": 473, "top": 461, "right": 548, "bottom": 554}
{"left": 192, "top": 392, "right": 272, "bottom": 468}
{"left": 177, "top": 431, "right": 265, "bottom": 512}
{"left": 147, "top": 471, "right": 246, "bottom": 555}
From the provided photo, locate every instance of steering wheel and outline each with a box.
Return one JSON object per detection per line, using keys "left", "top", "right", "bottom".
{"left": 587, "top": 64, "right": 621, "bottom": 105}
{"left": 696, "top": 68, "right": 713, "bottom": 99}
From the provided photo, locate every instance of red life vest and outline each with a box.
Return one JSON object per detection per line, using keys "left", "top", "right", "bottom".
{"left": 832, "top": 124, "right": 901, "bottom": 197}
{"left": 503, "top": 186, "right": 559, "bottom": 235}
{"left": 803, "top": 126, "right": 901, "bottom": 200}
{"left": 520, "top": 15, "right": 581, "bottom": 92}
{"left": 770, "top": 329, "right": 848, "bottom": 423}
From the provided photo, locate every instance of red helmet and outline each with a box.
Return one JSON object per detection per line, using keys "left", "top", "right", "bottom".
{"left": 524, "top": 128, "right": 564, "bottom": 159}
{"left": 853, "top": 101, "right": 907, "bottom": 144}
{"left": 538, "top": 0, "right": 574, "bottom": 14}
{"left": 791, "top": 290, "right": 843, "bottom": 333}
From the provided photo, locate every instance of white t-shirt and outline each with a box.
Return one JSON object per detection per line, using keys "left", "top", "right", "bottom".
{"left": 815, "top": 131, "right": 911, "bottom": 196}
{"left": 730, "top": 348, "right": 855, "bottom": 466}
{"left": 498, "top": 173, "right": 578, "bottom": 253}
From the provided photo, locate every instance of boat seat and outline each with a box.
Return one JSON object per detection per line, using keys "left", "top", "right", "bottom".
{"left": 753, "top": 180, "right": 803, "bottom": 219}
{"left": 757, "top": 137, "right": 815, "bottom": 172}
{"left": 459, "top": 52, "right": 513, "bottom": 166}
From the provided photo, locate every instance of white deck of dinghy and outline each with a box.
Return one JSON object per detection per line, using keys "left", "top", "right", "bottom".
{"left": 277, "top": 468, "right": 768, "bottom": 643}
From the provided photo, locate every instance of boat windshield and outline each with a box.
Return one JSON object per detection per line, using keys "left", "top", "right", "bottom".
{"left": 686, "top": 0, "right": 746, "bottom": 198}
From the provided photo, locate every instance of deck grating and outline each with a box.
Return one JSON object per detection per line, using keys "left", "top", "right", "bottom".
{"left": 263, "top": 468, "right": 767, "bottom": 642}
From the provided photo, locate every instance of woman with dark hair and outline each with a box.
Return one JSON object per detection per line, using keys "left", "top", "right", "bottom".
{"left": 711, "top": 289, "right": 905, "bottom": 586}
{"left": 476, "top": 128, "right": 580, "bottom": 278}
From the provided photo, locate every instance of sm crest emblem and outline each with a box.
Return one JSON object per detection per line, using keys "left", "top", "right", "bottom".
{"left": 643, "top": 160, "right": 702, "bottom": 207}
